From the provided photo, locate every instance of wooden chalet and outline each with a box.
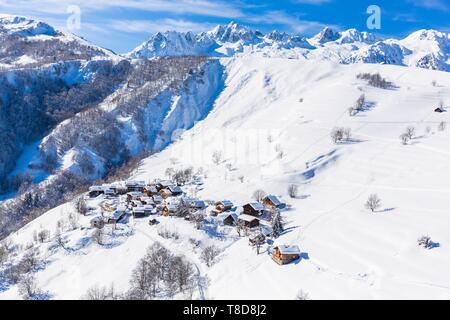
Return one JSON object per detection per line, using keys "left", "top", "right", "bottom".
{"left": 104, "top": 188, "right": 116, "bottom": 197}
{"left": 152, "top": 195, "right": 164, "bottom": 204}
{"left": 181, "top": 198, "right": 208, "bottom": 213}
{"left": 237, "top": 214, "right": 260, "bottom": 228}
{"left": 155, "top": 180, "right": 174, "bottom": 191}
{"left": 159, "top": 188, "right": 173, "bottom": 199}
{"left": 162, "top": 204, "right": 178, "bottom": 216}
{"left": 217, "top": 212, "right": 238, "bottom": 226}
{"left": 88, "top": 186, "right": 104, "bottom": 198}
{"left": 144, "top": 185, "right": 159, "bottom": 196}
{"left": 167, "top": 185, "right": 183, "bottom": 196}
{"left": 243, "top": 202, "right": 265, "bottom": 217}
{"left": 140, "top": 196, "right": 155, "bottom": 206}
{"left": 132, "top": 207, "right": 146, "bottom": 218}
{"left": 107, "top": 207, "right": 127, "bottom": 224}
{"left": 127, "top": 192, "right": 143, "bottom": 203}
{"left": 143, "top": 205, "right": 156, "bottom": 215}
{"left": 262, "top": 195, "right": 286, "bottom": 210}
{"left": 111, "top": 184, "right": 128, "bottom": 195}
{"left": 272, "top": 245, "right": 301, "bottom": 265}
{"left": 125, "top": 180, "right": 145, "bottom": 192}
{"left": 212, "top": 200, "right": 234, "bottom": 215}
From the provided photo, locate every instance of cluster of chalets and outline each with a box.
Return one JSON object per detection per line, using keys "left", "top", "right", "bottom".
{"left": 86, "top": 178, "right": 300, "bottom": 265}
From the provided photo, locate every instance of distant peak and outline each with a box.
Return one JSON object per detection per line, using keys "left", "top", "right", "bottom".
{"left": 0, "top": 14, "right": 57, "bottom": 37}
{"left": 314, "top": 27, "right": 341, "bottom": 44}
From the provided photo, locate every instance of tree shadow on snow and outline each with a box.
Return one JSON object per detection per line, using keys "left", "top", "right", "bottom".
{"left": 374, "top": 207, "right": 396, "bottom": 213}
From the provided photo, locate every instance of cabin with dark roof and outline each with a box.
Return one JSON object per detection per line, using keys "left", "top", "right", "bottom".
{"left": 155, "top": 180, "right": 174, "bottom": 191}
{"left": 152, "top": 195, "right": 164, "bottom": 204}
{"left": 126, "top": 180, "right": 145, "bottom": 192}
{"left": 88, "top": 186, "right": 104, "bottom": 198}
{"left": 181, "top": 198, "right": 208, "bottom": 213}
{"left": 132, "top": 207, "right": 146, "bottom": 218}
{"left": 107, "top": 206, "right": 127, "bottom": 224}
{"left": 144, "top": 185, "right": 158, "bottom": 196}
{"left": 237, "top": 214, "right": 260, "bottom": 228}
{"left": 168, "top": 185, "right": 183, "bottom": 196}
{"left": 243, "top": 202, "right": 265, "bottom": 216}
{"left": 218, "top": 212, "right": 238, "bottom": 226}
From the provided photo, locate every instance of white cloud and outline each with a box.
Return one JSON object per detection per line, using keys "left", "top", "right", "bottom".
{"left": 292, "top": 0, "right": 333, "bottom": 4}
{"left": 0, "top": 0, "right": 244, "bottom": 18}
{"left": 245, "top": 10, "right": 337, "bottom": 35}
{"left": 408, "top": 0, "right": 449, "bottom": 11}
{"left": 109, "top": 18, "right": 214, "bottom": 34}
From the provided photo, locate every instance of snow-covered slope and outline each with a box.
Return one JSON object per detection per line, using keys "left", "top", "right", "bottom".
{"left": 2, "top": 55, "right": 450, "bottom": 300}
{"left": 129, "top": 23, "right": 450, "bottom": 72}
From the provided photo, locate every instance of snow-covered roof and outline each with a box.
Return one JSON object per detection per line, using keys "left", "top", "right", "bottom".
{"left": 157, "top": 180, "right": 174, "bottom": 187}
{"left": 168, "top": 185, "right": 183, "bottom": 193}
{"left": 218, "top": 212, "right": 238, "bottom": 222}
{"left": 110, "top": 210, "right": 126, "bottom": 220}
{"left": 117, "top": 205, "right": 127, "bottom": 212}
{"left": 133, "top": 207, "right": 145, "bottom": 213}
{"left": 89, "top": 186, "right": 104, "bottom": 192}
{"left": 152, "top": 195, "right": 163, "bottom": 202}
{"left": 238, "top": 214, "right": 259, "bottom": 222}
{"left": 141, "top": 197, "right": 155, "bottom": 204}
{"left": 277, "top": 245, "right": 301, "bottom": 255}
{"left": 126, "top": 180, "right": 145, "bottom": 187}
{"left": 218, "top": 200, "right": 234, "bottom": 207}
{"left": 127, "top": 192, "right": 143, "bottom": 197}
{"left": 265, "top": 195, "right": 283, "bottom": 206}
{"left": 246, "top": 202, "right": 265, "bottom": 211}
{"left": 144, "top": 186, "right": 158, "bottom": 193}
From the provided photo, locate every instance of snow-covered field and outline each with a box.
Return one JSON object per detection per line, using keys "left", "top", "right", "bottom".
{"left": 2, "top": 55, "right": 450, "bottom": 300}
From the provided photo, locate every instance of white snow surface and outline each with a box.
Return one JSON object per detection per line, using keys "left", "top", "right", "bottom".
{"left": 2, "top": 55, "right": 450, "bottom": 300}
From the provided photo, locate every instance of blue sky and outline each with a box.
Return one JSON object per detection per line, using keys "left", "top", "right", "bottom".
{"left": 1, "top": 0, "right": 448, "bottom": 53}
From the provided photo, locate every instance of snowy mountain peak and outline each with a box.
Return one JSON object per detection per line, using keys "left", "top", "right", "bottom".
{"left": 313, "top": 26, "right": 341, "bottom": 44}
{"left": 404, "top": 29, "right": 448, "bottom": 43}
{"left": 208, "top": 21, "right": 262, "bottom": 44}
{"left": 0, "top": 14, "right": 58, "bottom": 37}
{"left": 336, "top": 28, "right": 381, "bottom": 44}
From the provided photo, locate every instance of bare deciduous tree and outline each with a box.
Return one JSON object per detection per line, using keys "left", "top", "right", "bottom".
{"left": 288, "top": 184, "right": 298, "bottom": 199}
{"left": 418, "top": 236, "right": 437, "bottom": 249}
{"left": 365, "top": 194, "right": 381, "bottom": 212}
{"left": 405, "top": 126, "right": 416, "bottom": 140}
{"left": 252, "top": 189, "right": 267, "bottom": 202}
{"left": 212, "top": 151, "right": 222, "bottom": 165}
{"left": 18, "top": 274, "right": 41, "bottom": 300}
{"left": 37, "top": 229, "right": 50, "bottom": 243}
{"left": 201, "top": 245, "right": 221, "bottom": 267}
{"left": 400, "top": 133, "right": 410, "bottom": 145}
{"left": 75, "top": 196, "right": 88, "bottom": 216}
{"left": 296, "top": 289, "right": 310, "bottom": 300}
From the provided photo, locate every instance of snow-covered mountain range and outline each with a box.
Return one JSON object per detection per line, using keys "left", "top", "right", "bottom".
{"left": 129, "top": 22, "right": 450, "bottom": 72}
